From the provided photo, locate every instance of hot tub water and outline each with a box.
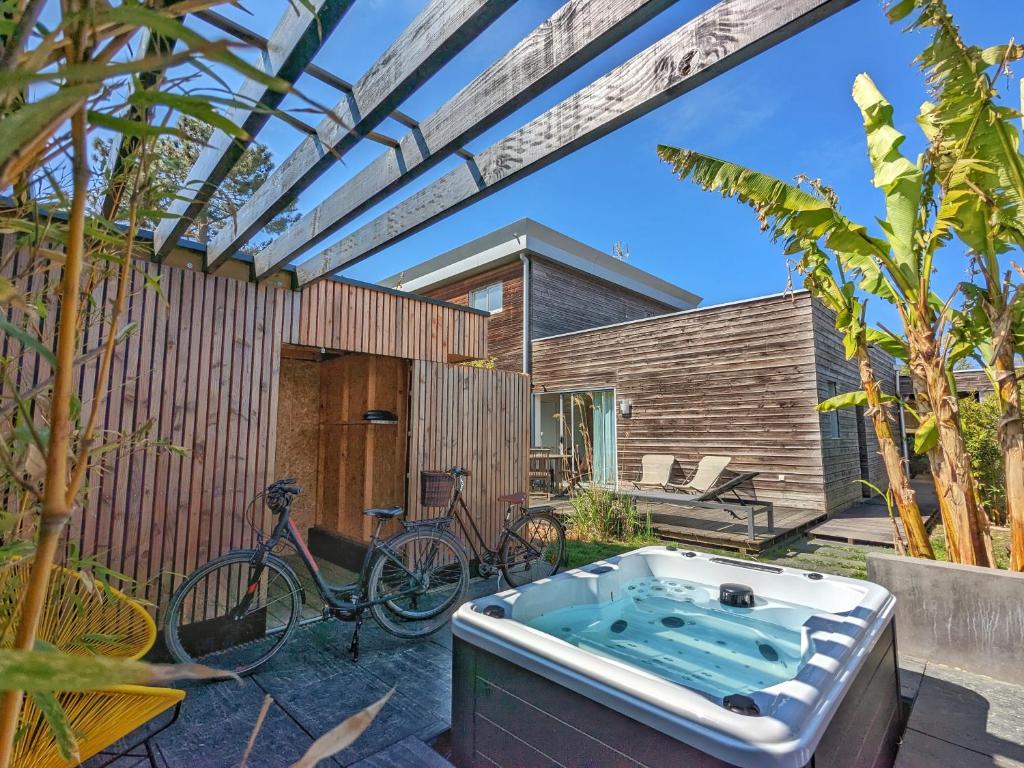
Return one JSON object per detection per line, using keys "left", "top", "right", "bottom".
{"left": 525, "top": 575, "right": 813, "bottom": 699}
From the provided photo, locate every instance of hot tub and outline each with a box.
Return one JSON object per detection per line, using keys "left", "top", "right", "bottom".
{"left": 451, "top": 546, "right": 903, "bottom": 768}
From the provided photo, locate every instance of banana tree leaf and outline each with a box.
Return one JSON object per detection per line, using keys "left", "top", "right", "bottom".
{"left": 914, "top": 414, "right": 939, "bottom": 454}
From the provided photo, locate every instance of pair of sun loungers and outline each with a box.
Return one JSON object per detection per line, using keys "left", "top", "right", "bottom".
{"left": 629, "top": 455, "right": 774, "bottom": 539}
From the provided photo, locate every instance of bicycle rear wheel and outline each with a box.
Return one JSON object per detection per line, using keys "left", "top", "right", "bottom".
{"left": 163, "top": 550, "right": 302, "bottom": 675}
{"left": 500, "top": 511, "right": 565, "bottom": 587}
{"left": 367, "top": 528, "right": 469, "bottom": 639}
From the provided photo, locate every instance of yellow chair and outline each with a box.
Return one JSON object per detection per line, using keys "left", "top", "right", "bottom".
{"left": 1, "top": 559, "right": 185, "bottom": 768}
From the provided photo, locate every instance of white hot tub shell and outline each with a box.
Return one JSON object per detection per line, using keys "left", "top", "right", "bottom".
{"left": 451, "top": 546, "right": 903, "bottom": 768}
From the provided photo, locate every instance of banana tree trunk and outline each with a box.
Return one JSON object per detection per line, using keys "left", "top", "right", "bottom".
{"left": 856, "top": 346, "right": 934, "bottom": 558}
{"left": 914, "top": 347, "right": 994, "bottom": 567}
{"left": 906, "top": 368, "right": 963, "bottom": 561}
{"left": 993, "top": 350, "right": 1024, "bottom": 571}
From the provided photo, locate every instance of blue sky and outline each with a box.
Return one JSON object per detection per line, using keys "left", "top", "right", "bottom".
{"left": 154, "top": 1, "right": 1024, "bottom": 325}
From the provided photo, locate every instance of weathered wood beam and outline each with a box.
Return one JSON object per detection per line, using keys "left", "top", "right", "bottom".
{"left": 253, "top": 0, "right": 676, "bottom": 280}
{"left": 192, "top": 10, "right": 445, "bottom": 159}
{"left": 204, "top": 0, "right": 515, "bottom": 271}
{"left": 295, "top": 0, "right": 855, "bottom": 287}
{"left": 152, "top": 0, "right": 355, "bottom": 259}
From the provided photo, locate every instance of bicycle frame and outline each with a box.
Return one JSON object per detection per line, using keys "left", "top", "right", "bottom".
{"left": 442, "top": 479, "right": 549, "bottom": 568}
{"left": 250, "top": 501, "right": 434, "bottom": 617}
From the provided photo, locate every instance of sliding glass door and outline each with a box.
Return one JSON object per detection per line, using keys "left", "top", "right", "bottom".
{"left": 532, "top": 389, "right": 617, "bottom": 486}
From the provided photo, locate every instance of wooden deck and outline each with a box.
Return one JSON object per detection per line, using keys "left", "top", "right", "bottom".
{"left": 540, "top": 495, "right": 825, "bottom": 554}
{"left": 809, "top": 478, "right": 941, "bottom": 547}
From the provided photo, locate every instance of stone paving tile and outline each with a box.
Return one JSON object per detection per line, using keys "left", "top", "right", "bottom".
{"left": 348, "top": 735, "right": 453, "bottom": 768}
{"left": 85, "top": 576, "right": 502, "bottom": 767}
{"left": 897, "top": 729, "right": 1024, "bottom": 768}
{"left": 155, "top": 680, "right": 317, "bottom": 768}
{"left": 899, "top": 663, "right": 1024, "bottom": 768}
{"left": 899, "top": 655, "right": 927, "bottom": 702}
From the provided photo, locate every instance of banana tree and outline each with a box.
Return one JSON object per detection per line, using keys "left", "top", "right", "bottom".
{"left": 658, "top": 66, "right": 1001, "bottom": 567}
{"left": 888, "top": 0, "right": 1024, "bottom": 570}
{"left": 656, "top": 150, "right": 934, "bottom": 558}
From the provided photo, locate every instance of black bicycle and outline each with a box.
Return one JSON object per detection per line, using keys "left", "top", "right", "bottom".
{"left": 425, "top": 467, "right": 565, "bottom": 587}
{"left": 163, "top": 479, "right": 469, "bottom": 675}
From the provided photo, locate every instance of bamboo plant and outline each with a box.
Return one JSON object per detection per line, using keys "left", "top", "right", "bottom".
{"left": 0, "top": 1, "right": 331, "bottom": 763}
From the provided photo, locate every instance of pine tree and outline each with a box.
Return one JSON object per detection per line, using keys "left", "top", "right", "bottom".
{"left": 94, "top": 115, "right": 299, "bottom": 253}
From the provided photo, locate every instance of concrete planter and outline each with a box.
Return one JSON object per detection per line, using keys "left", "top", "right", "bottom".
{"left": 866, "top": 553, "right": 1024, "bottom": 684}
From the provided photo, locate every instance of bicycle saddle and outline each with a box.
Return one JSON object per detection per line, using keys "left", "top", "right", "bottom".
{"left": 497, "top": 492, "right": 527, "bottom": 505}
{"left": 364, "top": 506, "right": 404, "bottom": 519}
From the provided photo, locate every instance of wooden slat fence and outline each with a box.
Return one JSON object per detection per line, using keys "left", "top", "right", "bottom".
{"left": 1, "top": 236, "right": 496, "bottom": 614}
{"left": 0, "top": 241, "right": 298, "bottom": 612}
{"left": 406, "top": 361, "right": 530, "bottom": 551}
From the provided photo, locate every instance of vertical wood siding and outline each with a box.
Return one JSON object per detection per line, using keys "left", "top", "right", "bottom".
{"left": 406, "top": 361, "right": 530, "bottom": 551}
{"left": 297, "top": 277, "right": 487, "bottom": 362}
{"left": 0, "top": 242, "right": 298, "bottom": 611}
{"left": 1, "top": 241, "right": 493, "bottom": 612}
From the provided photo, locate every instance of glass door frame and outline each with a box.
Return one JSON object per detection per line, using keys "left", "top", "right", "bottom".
{"left": 531, "top": 387, "right": 618, "bottom": 487}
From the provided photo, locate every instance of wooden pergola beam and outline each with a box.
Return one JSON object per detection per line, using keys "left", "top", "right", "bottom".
{"left": 191, "top": 10, "right": 458, "bottom": 160}
{"left": 252, "top": 0, "right": 676, "bottom": 280}
{"left": 152, "top": 0, "right": 355, "bottom": 259}
{"left": 203, "top": 0, "right": 515, "bottom": 271}
{"left": 294, "top": 0, "right": 856, "bottom": 287}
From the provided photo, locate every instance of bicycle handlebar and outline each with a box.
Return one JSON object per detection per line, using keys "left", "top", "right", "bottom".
{"left": 266, "top": 479, "right": 302, "bottom": 513}
{"left": 448, "top": 467, "right": 472, "bottom": 478}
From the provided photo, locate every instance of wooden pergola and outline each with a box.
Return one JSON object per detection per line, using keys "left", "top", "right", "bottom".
{"left": 136, "top": 0, "right": 854, "bottom": 285}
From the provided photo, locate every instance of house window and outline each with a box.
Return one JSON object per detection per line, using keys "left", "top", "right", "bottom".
{"left": 469, "top": 281, "right": 503, "bottom": 313}
{"left": 826, "top": 381, "right": 840, "bottom": 438}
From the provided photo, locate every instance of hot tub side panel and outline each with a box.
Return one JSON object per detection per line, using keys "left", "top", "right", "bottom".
{"left": 452, "top": 637, "right": 733, "bottom": 768}
{"left": 812, "top": 620, "right": 903, "bottom": 768}
{"left": 451, "top": 620, "right": 902, "bottom": 768}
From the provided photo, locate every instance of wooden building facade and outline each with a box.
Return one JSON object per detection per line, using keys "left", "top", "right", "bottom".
{"left": 380, "top": 219, "right": 701, "bottom": 372}
{"left": 2, "top": 236, "right": 526, "bottom": 613}
{"left": 530, "top": 291, "right": 898, "bottom": 517}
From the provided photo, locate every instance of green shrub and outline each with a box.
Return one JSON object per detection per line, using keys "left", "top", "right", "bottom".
{"left": 960, "top": 394, "right": 1005, "bottom": 525}
{"left": 565, "top": 488, "right": 653, "bottom": 545}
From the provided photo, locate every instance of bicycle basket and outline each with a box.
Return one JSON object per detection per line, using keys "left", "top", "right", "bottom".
{"left": 421, "top": 471, "right": 455, "bottom": 507}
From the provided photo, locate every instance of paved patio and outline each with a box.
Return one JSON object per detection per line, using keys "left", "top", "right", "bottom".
{"left": 898, "top": 657, "right": 1024, "bottom": 768}
{"left": 89, "top": 576, "right": 502, "bottom": 768}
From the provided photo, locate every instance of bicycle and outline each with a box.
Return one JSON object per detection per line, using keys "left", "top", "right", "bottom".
{"left": 425, "top": 467, "right": 565, "bottom": 587}
{"left": 163, "top": 479, "right": 469, "bottom": 675}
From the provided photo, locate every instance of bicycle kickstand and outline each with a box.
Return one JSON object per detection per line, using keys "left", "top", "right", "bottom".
{"left": 349, "top": 613, "right": 363, "bottom": 663}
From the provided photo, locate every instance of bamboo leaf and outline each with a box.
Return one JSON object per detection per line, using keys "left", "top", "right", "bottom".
{"left": 0, "top": 649, "right": 236, "bottom": 691}
{"left": 29, "top": 691, "right": 78, "bottom": 762}
{"left": 290, "top": 690, "right": 393, "bottom": 768}
{"left": 0, "top": 317, "right": 55, "bottom": 367}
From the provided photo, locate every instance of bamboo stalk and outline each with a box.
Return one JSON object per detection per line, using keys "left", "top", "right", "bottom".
{"left": 0, "top": 104, "right": 89, "bottom": 768}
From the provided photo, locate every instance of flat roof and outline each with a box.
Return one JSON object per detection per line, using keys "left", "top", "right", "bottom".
{"left": 378, "top": 218, "right": 701, "bottom": 310}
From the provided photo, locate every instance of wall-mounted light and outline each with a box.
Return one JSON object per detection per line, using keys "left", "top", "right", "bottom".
{"left": 619, "top": 398, "right": 632, "bottom": 417}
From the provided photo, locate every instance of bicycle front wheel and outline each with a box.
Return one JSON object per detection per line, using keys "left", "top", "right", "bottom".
{"left": 368, "top": 528, "right": 469, "bottom": 639}
{"left": 500, "top": 511, "right": 565, "bottom": 587}
{"left": 163, "top": 550, "right": 302, "bottom": 675}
